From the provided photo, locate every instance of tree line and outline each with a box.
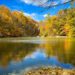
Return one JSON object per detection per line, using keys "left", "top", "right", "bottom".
{"left": 0, "top": 6, "right": 39, "bottom": 37}
{"left": 0, "top": 5, "right": 75, "bottom": 37}
{"left": 39, "top": 8, "right": 75, "bottom": 37}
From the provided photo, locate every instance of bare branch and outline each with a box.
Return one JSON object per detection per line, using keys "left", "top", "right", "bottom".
{"left": 40, "top": 0, "right": 75, "bottom": 12}
{"left": 40, "top": 0, "right": 74, "bottom": 8}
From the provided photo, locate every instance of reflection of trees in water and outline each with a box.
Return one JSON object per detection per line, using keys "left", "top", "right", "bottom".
{"left": 0, "top": 43, "right": 38, "bottom": 67}
{"left": 0, "top": 38, "right": 75, "bottom": 67}
{"left": 67, "top": 39, "right": 75, "bottom": 66}
{"left": 59, "top": 38, "right": 75, "bottom": 66}
{"left": 40, "top": 38, "right": 75, "bottom": 66}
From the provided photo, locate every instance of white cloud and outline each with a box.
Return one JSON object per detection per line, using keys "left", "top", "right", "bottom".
{"left": 23, "top": 12, "right": 40, "bottom": 21}
{"left": 51, "top": 1, "right": 58, "bottom": 6}
{"left": 43, "top": 14, "right": 48, "bottom": 18}
{"left": 23, "top": 12, "right": 49, "bottom": 21}
{"left": 61, "top": 0, "right": 71, "bottom": 3}
{"left": 31, "top": 13, "right": 36, "bottom": 17}
{"left": 23, "top": 12, "right": 30, "bottom": 16}
{"left": 24, "top": 12, "right": 36, "bottom": 18}
{"left": 43, "top": 14, "right": 52, "bottom": 18}
{"left": 21, "top": 0, "right": 48, "bottom": 6}
{"left": 21, "top": 0, "right": 71, "bottom": 7}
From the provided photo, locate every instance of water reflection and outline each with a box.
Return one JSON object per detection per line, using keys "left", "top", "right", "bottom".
{"left": 40, "top": 38, "right": 75, "bottom": 66}
{"left": 0, "top": 43, "right": 38, "bottom": 67}
{"left": 0, "top": 38, "right": 75, "bottom": 74}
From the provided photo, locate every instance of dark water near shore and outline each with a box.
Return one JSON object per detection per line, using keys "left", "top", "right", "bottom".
{"left": 0, "top": 37, "right": 75, "bottom": 75}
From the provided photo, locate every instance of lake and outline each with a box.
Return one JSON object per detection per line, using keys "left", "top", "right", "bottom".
{"left": 0, "top": 37, "right": 75, "bottom": 75}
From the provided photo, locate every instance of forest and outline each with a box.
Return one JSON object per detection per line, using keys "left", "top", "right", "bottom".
{"left": 0, "top": 6, "right": 39, "bottom": 37}
{"left": 0, "top": 5, "right": 75, "bottom": 37}
{"left": 39, "top": 8, "right": 75, "bottom": 37}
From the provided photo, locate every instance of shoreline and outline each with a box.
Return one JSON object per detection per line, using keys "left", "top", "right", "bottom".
{"left": 25, "top": 67, "right": 75, "bottom": 75}
{"left": 0, "top": 36, "right": 74, "bottom": 41}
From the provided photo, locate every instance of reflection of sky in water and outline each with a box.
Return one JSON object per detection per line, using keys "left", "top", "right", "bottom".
{"left": 0, "top": 50, "right": 74, "bottom": 75}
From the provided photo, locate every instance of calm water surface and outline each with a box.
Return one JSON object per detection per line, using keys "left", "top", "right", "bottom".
{"left": 0, "top": 37, "right": 75, "bottom": 75}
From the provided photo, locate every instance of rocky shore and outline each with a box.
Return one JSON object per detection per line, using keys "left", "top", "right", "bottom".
{"left": 25, "top": 67, "right": 75, "bottom": 75}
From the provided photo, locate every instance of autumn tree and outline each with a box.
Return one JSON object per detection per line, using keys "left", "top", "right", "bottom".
{"left": 0, "top": 5, "right": 40, "bottom": 37}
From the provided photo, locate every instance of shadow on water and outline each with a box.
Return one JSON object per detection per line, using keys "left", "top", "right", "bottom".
{"left": 0, "top": 38, "right": 75, "bottom": 74}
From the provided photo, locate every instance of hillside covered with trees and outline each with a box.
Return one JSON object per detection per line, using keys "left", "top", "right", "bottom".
{"left": 0, "top": 6, "right": 39, "bottom": 37}
{"left": 39, "top": 8, "right": 75, "bottom": 37}
{"left": 0, "top": 5, "right": 75, "bottom": 37}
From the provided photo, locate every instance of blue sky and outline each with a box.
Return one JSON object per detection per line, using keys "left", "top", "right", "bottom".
{"left": 0, "top": 0, "right": 73, "bottom": 21}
